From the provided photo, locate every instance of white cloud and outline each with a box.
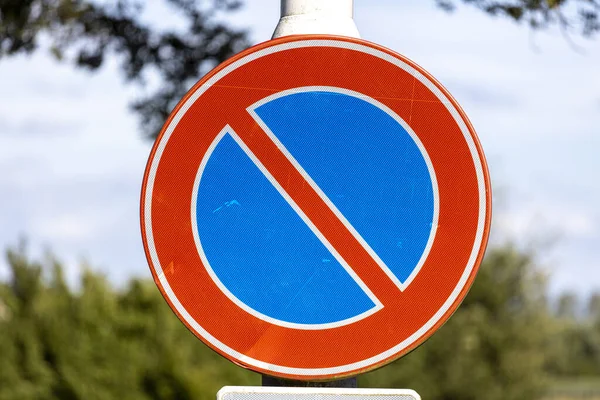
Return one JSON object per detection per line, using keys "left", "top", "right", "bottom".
{"left": 34, "top": 214, "right": 95, "bottom": 240}
{"left": 496, "top": 206, "right": 596, "bottom": 239}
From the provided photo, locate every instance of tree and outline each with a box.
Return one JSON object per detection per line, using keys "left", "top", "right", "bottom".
{"left": 588, "top": 293, "right": 600, "bottom": 322}
{"left": 1, "top": 0, "right": 598, "bottom": 139}
{"left": 0, "top": 243, "right": 553, "bottom": 400}
{"left": 556, "top": 292, "right": 578, "bottom": 319}
{"left": 0, "top": 0, "right": 249, "bottom": 140}
{"left": 544, "top": 292, "right": 600, "bottom": 379}
{"left": 437, "top": 0, "right": 600, "bottom": 37}
{"left": 0, "top": 246, "right": 259, "bottom": 400}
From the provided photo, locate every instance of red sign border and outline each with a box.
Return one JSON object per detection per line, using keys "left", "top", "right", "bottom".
{"left": 141, "top": 35, "right": 492, "bottom": 380}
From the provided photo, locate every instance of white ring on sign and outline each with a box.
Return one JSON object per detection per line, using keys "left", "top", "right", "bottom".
{"left": 143, "top": 39, "right": 488, "bottom": 375}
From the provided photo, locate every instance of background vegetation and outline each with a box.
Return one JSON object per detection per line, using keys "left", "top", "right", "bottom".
{"left": 1, "top": 243, "right": 599, "bottom": 399}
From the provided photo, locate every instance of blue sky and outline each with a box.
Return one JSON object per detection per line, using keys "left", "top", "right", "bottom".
{"left": 0, "top": 0, "right": 598, "bottom": 297}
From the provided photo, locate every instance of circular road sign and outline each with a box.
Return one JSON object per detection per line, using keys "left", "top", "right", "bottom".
{"left": 141, "top": 35, "right": 491, "bottom": 380}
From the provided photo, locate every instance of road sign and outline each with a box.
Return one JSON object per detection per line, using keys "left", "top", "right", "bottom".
{"left": 141, "top": 35, "right": 491, "bottom": 380}
{"left": 217, "top": 387, "right": 421, "bottom": 400}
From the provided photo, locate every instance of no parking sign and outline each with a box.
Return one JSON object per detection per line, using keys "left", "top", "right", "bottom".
{"left": 141, "top": 36, "right": 491, "bottom": 380}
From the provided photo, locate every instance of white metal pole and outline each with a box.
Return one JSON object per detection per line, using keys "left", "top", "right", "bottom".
{"left": 272, "top": 0, "right": 360, "bottom": 39}
{"left": 265, "top": 0, "right": 360, "bottom": 390}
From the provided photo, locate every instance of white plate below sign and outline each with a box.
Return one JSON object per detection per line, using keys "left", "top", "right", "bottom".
{"left": 217, "top": 386, "right": 421, "bottom": 400}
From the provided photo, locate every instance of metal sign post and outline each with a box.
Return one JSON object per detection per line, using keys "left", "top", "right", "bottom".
{"left": 262, "top": 374, "right": 357, "bottom": 388}
{"left": 272, "top": 0, "right": 360, "bottom": 39}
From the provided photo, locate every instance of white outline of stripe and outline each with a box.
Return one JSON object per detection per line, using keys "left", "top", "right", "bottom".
{"left": 190, "top": 126, "right": 383, "bottom": 330}
{"left": 144, "top": 39, "right": 488, "bottom": 376}
{"left": 247, "top": 86, "right": 439, "bottom": 291}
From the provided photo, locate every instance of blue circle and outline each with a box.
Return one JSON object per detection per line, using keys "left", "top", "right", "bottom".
{"left": 196, "top": 90, "right": 434, "bottom": 326}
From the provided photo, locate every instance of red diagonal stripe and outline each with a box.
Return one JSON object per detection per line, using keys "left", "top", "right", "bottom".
{"left": 230, "top": 111, "right": 402, "bottom": 307}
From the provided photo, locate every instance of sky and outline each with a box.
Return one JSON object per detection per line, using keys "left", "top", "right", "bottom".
{"left": 0, "top": 0, "right": 599, "bottom": 298}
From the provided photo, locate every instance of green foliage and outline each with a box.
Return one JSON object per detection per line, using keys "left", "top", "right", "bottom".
{"left": 2, "top": 243, "right": 600, "bottom": 399}
{"left": 0, "top": 247, "right": 259, "bottom": 400}
{"left": 545, "top": 294, "right": 600, "bottom": 379}
{"left": 436, "top": 0, "right": 600, "bottom": 37}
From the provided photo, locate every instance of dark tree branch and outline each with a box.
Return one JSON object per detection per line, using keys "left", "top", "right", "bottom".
{"left": 437, "top": 0, "right": 600, "bottom": 37}
{"left": 0, "top": 0, "right": 249, "bottom": 140}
